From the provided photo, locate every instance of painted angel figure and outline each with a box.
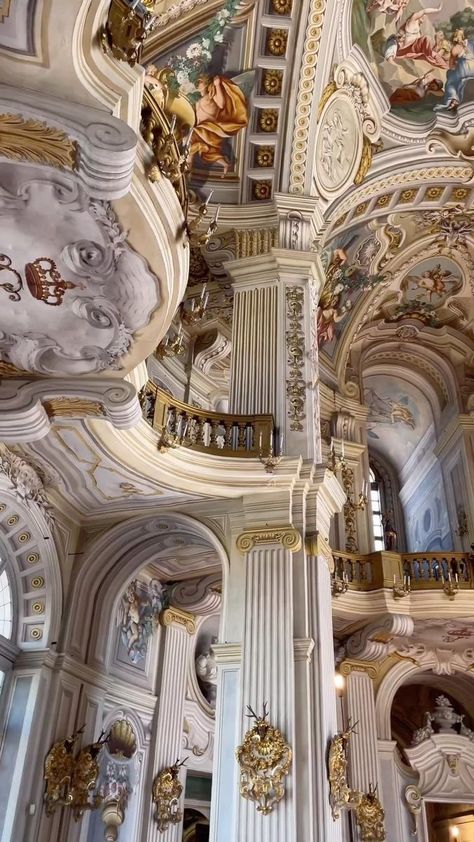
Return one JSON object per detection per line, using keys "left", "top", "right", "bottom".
{"left": 118, "top": 580, "right": 143, "bottom": 661}
{"left": 366, "top": 0, "right": 409, "bottom": 25}
{"left": 189, "top": 72, "right": 253, "bottom": 175}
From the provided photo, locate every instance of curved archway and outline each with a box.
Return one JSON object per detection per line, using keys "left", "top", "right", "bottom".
{"left": 65, "top": 511, "right": 229, "bottom": 666}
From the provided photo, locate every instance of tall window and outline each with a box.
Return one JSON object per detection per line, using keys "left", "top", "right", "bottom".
{"left": 0, "top": 568, "right": 12, "bottom": 640}
{"left": 370, "top": 469, "right": 385, "bottom": 551}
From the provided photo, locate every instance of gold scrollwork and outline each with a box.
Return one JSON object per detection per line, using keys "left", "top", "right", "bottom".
{"left": 339, "top": 659, "right": 379, "bottom": 680}
{"left": 152, "top": 762, "right": 184, "bottom": 831}
{"left": 0, "top": 114, "right": 77, "bottom": 169}
{"left": 328, "top": 723, "right": 361, "bottom": 819}
{"left": 285, "top": 286, "right": 306, "bottom": 432}
{"left": 236, "top": 526, "right": 302, "bottom": 553}
{"left": 355, "top": 785, "right": 386, "bottom": 841}
{"left": 236, "top": 705, "right": 292, "bottom": 815}
{"left": 159, "top": 606, "right": 196, "bottom": 635}
{"left": 43, "top": 398, "right": 106, "bottom": 419}
{"left": 44, "top": 728, "right": 108, "bottom": 819}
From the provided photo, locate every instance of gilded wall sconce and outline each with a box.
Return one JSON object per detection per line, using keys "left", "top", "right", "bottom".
{"left": 392, "top": 574, "right": 410, "bottom": 600}
{"left": 236, "top": 703, "right": 292, "bottom": 815}
{"left": 354, "top": 784, "right": 386, "bottom": 842}
{"left": 101, "top": 0, "right": 156, "bottom": 66}
{"left": 328, "top": 722, "right": 360, "bottom": 820}
{"left": 152, "top": 760, "right": 185, "bottom": 832}
{"left": 43, "top": 727, "right": 109, "bottom": 819}
{"left": 442, "top": 571, "right": 459, "bottom": 600}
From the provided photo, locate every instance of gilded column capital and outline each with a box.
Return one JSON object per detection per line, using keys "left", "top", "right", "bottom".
{"left": 159, "top": 606, "right": 196, "bottom": 635}
{"left": 339, "top": 659, "right": 379, "bottom": 680}
{"left": 236, "top": 525, "right": 302, "bottom": 554}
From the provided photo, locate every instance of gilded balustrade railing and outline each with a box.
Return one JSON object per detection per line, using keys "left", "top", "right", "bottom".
{"left": 140, "top": 382, "right": 274, "bottom": 457}
{"left": 332, "top": 550, "right": 474, "bottom": 592}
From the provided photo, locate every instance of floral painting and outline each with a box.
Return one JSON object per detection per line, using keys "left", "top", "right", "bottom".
{"left": 352, "top": 0, "right": 474, "bottom": 122}
{"left": 145, "top": 0, "right": 254, "bottom": 179}
{"left": 117, "top": 578, "right": 166, "bottom": 664}
{"left": 317, "top": 233, "right": 386, "bottom": 353}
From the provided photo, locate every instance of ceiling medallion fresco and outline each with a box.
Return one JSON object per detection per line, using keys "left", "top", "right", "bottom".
{"left": 145, "top": 0, "right": 254, "bottom": 184}
{"left": 378, "top": 255, "right": 464, "bottom": 325}
{"left": 0, "top": 164, "right": 161, "bottom": 376}
{"left": 352, "top": 0, "right": 474, "bottom": 123}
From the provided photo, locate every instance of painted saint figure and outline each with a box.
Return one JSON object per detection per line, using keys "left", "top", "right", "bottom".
{"left": 189, "top": 74, "right": 248, "bottom": 175}
{"left": 434, "top": 29, "right": 474, "bottom": 110}
{"left": 384, "top": 6, "right": 449, "bottom": 68}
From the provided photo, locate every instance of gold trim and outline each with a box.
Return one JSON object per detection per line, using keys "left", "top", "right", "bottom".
{"left": 339, "top": 659, "right": 379, "bottom": 680}
{"left": 354, "top": 136, "right": 373, "bottom": 186}
{"left": 305, "top": 532, "right": 333, "bottom": 569}
{"left": 0, "top": 114, "right": 77, "bottom": 169}
{"left": 159, "top": 606, "right": 196, "bottom": 635}
{"left": 318, "top": 81, "right": 337, "bottom": 118}
{"left": 0, "top": 1, "right": 12, "bottom": 24}
{"left": 43, "top": 398, "right": 105, "bottom": 419}
{"left": 236, "top": 526, "right": 302, "bottom": 553}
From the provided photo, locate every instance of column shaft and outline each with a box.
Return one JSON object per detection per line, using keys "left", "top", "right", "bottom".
{"left": 230, "top": 284, "right": 278, "bottom": 416}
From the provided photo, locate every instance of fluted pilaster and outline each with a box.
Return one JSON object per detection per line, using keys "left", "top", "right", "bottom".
{"left": 345, "top": 669, "right": 381, "bottom": 841}
{"left": 230, "top": 282, "right": 278, "bottom": 416}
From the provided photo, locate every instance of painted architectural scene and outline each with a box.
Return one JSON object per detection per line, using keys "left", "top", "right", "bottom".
{"left": 352, "top": 0, "right": 474, "bottom": 121}
{"left": 145, "top": 0, "right": 254, "bottom": 183}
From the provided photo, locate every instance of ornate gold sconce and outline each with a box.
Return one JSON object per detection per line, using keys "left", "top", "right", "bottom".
{"left": 152, "top": 760, "right": 185, "bottom": 832}
{"left": 392, "top": 574, "right": 411, "bottom": 600}
{"left": 146, "top": 115, "right": 191, "bottom": 187}
{"left": 327, "top": 441, "right": 346, "bottom": 473}
{"left": 156, "top": 326, "right": 185, "bottom": 359}
{"left": 258, "top": 431, "right": 283, "bottom": 473}
{"left": 354, "top": 784, "right": 386, "bottom": 842}
{"left": 157, "top": 408, "right": 187, "bottom": 451}
{"left": 186, "top": 199, "right": 221, "bottom": 247}
{"left": 328, "top": 722, "right": 360, "bottom": 820}
{"left": 43, "top": 727, "right": 109, "bottom": 819}
{"left": 180, "top": 283, "right": 209, "bottom": 325}
{"left": 101, "top": 0, "right": 157, "bottom": 66}
{"left": 236, "top": 704, "right": 292, "bottom": 815}
{"left": 442, "top": 571, "right": 459, "bottom": 600}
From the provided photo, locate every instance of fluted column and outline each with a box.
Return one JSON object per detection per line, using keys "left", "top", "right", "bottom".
{"left": 306, "top": 536, "right": 344, "bottom": 842}
{"left": 235, "top": 527, "right": 300, "bottom": 842}
{"left": 226, "top": 251, "right": 324, "bottom": 459}
{"left": 343, "top": 668, "right": 381, "bottom": 841}
{"left": 142, "top": 607, "right": 196, "bottom": 842}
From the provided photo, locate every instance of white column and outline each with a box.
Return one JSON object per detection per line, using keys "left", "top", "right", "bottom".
{"left": 344, "top": 669, "right": 381, "bottom": 841}
{"left": 306, "top": 540, "right": 344, "bottom": 842}
{"left": 235, "top": 529, "right": 299, "bottom": 842}
{"left": 142, "top": 607, "right": 196, "bottom": 842}
{"left": 209, "top": 644, "right": 241, "bottom": 842}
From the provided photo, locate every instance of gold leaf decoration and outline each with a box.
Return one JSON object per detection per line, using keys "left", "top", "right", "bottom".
{"left": 43, "top": 398, "right": 105, "bottom": 419}
{"left": 0, "top": 113, "right": 77, "bottom": 170}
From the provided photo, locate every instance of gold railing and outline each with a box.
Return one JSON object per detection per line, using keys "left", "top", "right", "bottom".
{"left": 332, "top": 551, "right": 474, "bottom": 591}
{"left": 140, "top": 382, "right": 274, "bottom": 457}
{"left": 141, "top": 86, "right": 188, "bottom": 210}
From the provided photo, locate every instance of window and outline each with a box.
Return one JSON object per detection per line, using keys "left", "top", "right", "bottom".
{"left": 0, "top": 569, "right": 12, "bottom": 640}
{"left": 370, "top": 470, "right": 385, "bottom": 551}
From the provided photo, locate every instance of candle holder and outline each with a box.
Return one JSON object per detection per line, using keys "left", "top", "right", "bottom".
{"left": 149, "top": 118, "right": 191, "bottom": 186}
{"left": 392, "top": 574, "right": 411, "bottom": 599}
{"left": 259, "top": 433, "right": 283, "bottom": 474}
{"left": 442, "top": 572, "right": 459, "bottom": 600}
{"left": 156, "top": 328, "right": 184, "bottom": 359}
{"left": 180, "top": 283, "right": 209, "bottom": 325}
{"left": 327, "top": 441, "right": 346, "bottom": 473}
{"left": 331, "top": 572, "right": 349, "bottom": 597}
{"left": 187, "top": 201, "right": 221, "bottom": 247}
{"left": 158, "top": 410, "right": 188, "bottom": 452}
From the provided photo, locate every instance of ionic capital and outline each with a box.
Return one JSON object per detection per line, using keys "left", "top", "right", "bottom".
{"left": 159, "top": 606, "right": 196, "bottom": 635}
{"left": 236, "top": 525, "right": 302, "bottom": 554}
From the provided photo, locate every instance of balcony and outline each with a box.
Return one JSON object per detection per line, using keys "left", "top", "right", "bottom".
{"left": 332, "top": 550, "right": 474, "bottom": 592}
{"left": 140, "top": 382, "right": 274, "bottom": 457}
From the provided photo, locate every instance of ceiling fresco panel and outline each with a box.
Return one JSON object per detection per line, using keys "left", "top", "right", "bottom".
{"left": 352, "top": 0, "right": 474, "bottom": 123}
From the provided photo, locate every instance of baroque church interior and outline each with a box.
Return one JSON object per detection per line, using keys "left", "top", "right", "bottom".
{"left": 0, "top": 0, "right": 474, "bottom": 840}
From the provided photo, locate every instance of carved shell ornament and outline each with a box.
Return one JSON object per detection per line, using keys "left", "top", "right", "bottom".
{"left": 236, "top": 704, "right": 292, "bottom": 815}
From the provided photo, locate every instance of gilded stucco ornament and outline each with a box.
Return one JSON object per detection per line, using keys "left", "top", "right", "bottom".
{"left": 0, "top": 113, "right": 77, "bottom": 169}
{"left": 236, "top": 705, "right": 292, "bottom": 815}
{"left": 285, "top": 286, "right": 306, "bottom": 432}
{"left": 152, "top": 761, "right": 185, "bottom": 832}
{"left": 44, "top": 729, "right": 109, "bottom": 819}
{"left": 355, "top": 785, "right": 386, "bottom": 842}
{"left": 236, "top": 526, "right": 302, "bottom": 553}
{"left": 328, "top": 723, "right": 361, "bottom": 820}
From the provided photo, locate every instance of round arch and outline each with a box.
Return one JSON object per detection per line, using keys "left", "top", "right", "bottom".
{"left": 65, "top": 512, "right": 229, "bottom": 667}
{"left": 375, "top": 658, "right": 474, "bottom": 741}
{"left": 0, "top": 479, "right": 61, "bottom": 649}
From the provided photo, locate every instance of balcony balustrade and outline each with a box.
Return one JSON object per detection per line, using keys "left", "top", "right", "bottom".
{"left": 140, "top": 382, "right": 274, "bottom": 457}
{"left": 332, "top": 550, "right": 474, "bottom": 592}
